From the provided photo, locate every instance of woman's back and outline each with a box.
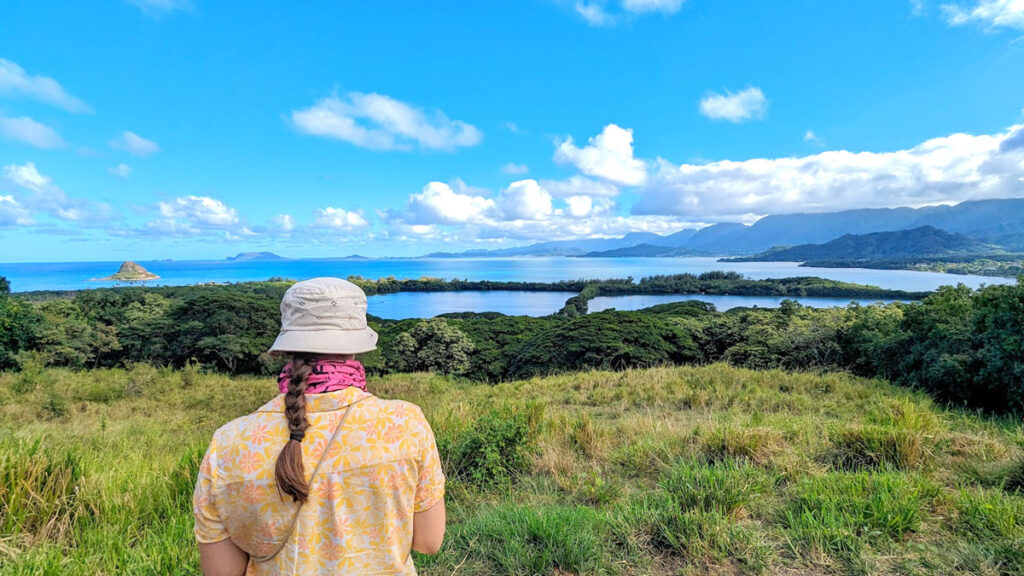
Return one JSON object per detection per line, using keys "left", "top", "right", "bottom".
{"left": 193, "top": 386, "right": 445, "bottom": 575}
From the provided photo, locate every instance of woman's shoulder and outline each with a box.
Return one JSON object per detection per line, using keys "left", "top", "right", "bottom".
{"left": 363, "top": 396, "right": 429, "bottom": 427}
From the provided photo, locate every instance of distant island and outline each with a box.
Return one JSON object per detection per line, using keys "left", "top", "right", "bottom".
{"left": 99, "top": 261, "right": 159, "bottom": 282}
{"left": 227, "top": 251, "right": 286, "bottom": 261}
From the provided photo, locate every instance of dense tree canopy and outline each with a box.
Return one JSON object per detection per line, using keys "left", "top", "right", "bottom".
{"left": 2, "top": 274, "right": 1023, "bottom": 414}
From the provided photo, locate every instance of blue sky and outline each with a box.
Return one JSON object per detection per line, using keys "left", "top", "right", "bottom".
{"left": 1, "top": 0, "right": 1023, "bottom": 262}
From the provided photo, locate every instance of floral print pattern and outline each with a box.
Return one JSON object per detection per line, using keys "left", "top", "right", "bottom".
{"left": 193, "top": 387, "right": 445, "bottom": 575}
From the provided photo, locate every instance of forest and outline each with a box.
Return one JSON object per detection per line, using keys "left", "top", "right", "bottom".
{"left": 0, "top": 273, "right": 1020, "bottom": 415}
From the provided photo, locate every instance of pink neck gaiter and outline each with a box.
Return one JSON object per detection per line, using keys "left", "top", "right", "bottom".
{"left": 277, "top": 359, "right": 367, "bottom": 395}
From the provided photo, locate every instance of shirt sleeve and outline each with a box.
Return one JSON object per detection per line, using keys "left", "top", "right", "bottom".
{"left": 193, "top": 440, "right": 230, "bottom": 543}
{"left": 413, "top": 408, "right": 446, "bottom": 513}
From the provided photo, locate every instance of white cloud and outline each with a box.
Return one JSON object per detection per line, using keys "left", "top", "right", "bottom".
{"left": 110, "top": 131, "right": 160, "bottom": 157}
{"left": 400, "top": 181, "right": 497, "bottom": 224}
{"left": 2, "top": 162, "right": 106, "bottom": 222}
{"left": 942, "top": 0, "right": 1024, "bottom": 30}
{"left": 541, "top": 175, "right": 620, "bottom": 198}
{"left": 0, "top": 59, "right": 91, "bottom": 113}
{"left": 108, "top": 164, "right": 132, "bottom": 179}
{"left": 575, "top": 1, "right": 615, "bottom": 25}
{"left": 554, "top": 124, "right": 647, "bottom": 186}
{"left": 501, "top": 162, "right": 529, "bottom": 175}
{"left": 291, "top": 93, "right": 482, "bottom": 152}
{"left": 699, "top": 87, "right": 768, "bottom": 123}
{"left": 272, "top": 213, "right": 295, "bottom": 233}
{"left": 497, "top": 180, "right": 554, "bottom": 220}
{"left": 158, "top": 196, "right": 238, "bottom": 227}
{"left": 622, "top": 0, "right": 686, "bottom": 14}
{"left": 128, "top": 0, "right": 191, "bottom": 16}
{"left": 565, "top": 195, "right": 615, "bottom": 218}
{"left": 0, "top": 116, "right": 66, "bottom": 149}
{"left": 0, "top": 195, "right": 33, "bottom": 226}
{"left": 3, "top": 162, "right": 51, "bottom": 192}
{"left": 313, "top": 207, "right": 370, "bottom": 231}
{"left": 804, "top": 130, "right": 824, "bottom": 146}
{"left": 503, "top": 121, "right": 525, "bottom": 134}
{"left": 634, "top": 123, "right": 1024, "bottom": 219}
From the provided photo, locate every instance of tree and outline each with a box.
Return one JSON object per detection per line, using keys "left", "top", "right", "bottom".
{"left": 392, "top": 318, "right": 475, "bottom": 375}
{"left": 508, "top": 311, "right": 699, "bottom": 379}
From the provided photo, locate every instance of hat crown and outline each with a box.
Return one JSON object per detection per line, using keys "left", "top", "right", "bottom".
{"left": 280, "top": 277, "right": 368, "bottom": 332}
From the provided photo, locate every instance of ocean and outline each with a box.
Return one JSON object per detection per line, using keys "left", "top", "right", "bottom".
{"left": 0, "top": 256, "right": 1009, "bottom": 293}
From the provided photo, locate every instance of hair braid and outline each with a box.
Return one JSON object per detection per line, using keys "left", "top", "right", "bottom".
{"left": 275, "top": 354, "right": 314, "bottom": 502}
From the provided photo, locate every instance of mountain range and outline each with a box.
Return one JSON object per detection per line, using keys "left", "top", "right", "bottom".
{"left": 723, "top": 226, "right": 1001, "bottom": 263}
{"left": 424, "top": 198, "right": 1024, "bottom": 258}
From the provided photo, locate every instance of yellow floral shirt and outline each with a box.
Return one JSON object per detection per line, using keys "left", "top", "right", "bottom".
{"left": 193, "top": 387, "right": 445, "bottom": 575}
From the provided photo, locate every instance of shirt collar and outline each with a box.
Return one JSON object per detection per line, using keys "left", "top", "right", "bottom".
{"left": 257, "top": 387, "right": 372, "bottom": 414}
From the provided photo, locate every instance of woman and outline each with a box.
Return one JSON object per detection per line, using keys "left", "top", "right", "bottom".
{"left": 193, "top": 277, "right": 446, "bottom": 575}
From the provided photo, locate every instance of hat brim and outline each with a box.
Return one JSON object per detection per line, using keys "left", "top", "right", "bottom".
{"left": 269, "top": 327, "right": 378, "bottom": 356}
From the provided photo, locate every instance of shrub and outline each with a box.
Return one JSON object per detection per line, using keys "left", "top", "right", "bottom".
{"left": 439, "top": 404, "right": 541, "bottom": 486}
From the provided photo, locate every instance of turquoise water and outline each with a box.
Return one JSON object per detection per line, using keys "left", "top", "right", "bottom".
{"left": 588, "top": 294, "right": 908, "bottom": 313}
{"left": 0, "top": 256, "right": 1010, "bottom": 293}
{"left": 368, "top": 291, "right": 578, "bottom": 319}
{"left": 367, "top": 291, "right": 906, "bottom": 319}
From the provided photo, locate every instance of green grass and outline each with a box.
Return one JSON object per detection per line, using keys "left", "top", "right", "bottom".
{"left": 1, "top": 363, "right": 1022, "bottom": 575}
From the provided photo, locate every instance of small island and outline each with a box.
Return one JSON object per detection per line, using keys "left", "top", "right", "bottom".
{"left": 100, "top": 261, "right": 160, "bottom": 282}
{"left": 227, "top": 251, "right": 285, "bottom": 261}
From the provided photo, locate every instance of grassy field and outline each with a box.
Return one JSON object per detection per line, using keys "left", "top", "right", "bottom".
{"left": 1, "top": 363, "right": 1022, "bottom": 575}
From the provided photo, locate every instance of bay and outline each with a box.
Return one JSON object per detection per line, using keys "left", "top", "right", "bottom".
{"left": 588, "top": 294, "right": 908, "bottom": 313}
{"left": 0, "top": 256, "right": 1010, "bottom": 293}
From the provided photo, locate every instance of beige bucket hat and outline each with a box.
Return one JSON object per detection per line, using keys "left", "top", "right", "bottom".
{"left": 269, "top": 277, "right": 378, "bottom": 355}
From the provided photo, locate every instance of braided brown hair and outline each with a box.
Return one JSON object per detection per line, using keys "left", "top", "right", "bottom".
{"left": 275, "top": 354, "right": 314, "bottom": 502}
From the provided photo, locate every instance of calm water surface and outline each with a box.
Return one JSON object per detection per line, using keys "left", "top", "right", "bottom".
{"left": 368, "top": 291, "right": 577, "bottom": 319}
{"left": 0, "top": 256, "right": 1010, "bottom": 293}
{"left": 588, "top": 294, "right": 908, "bottom": 313}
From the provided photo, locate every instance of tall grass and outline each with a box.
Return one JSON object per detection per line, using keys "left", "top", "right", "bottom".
{"left": 1, "top": 363, "right": 1022, "bottom": 575}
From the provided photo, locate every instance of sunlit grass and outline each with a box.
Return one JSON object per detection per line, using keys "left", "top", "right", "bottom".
{"left": 1, "top": 363, "right": 1022, "bottom": 575}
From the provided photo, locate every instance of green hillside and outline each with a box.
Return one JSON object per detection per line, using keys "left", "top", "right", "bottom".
{"left": 728, "top": 226, "right": 1001, "bottom": 263}
{"left": 2, "top": 364, "right": 1021, "bottom": 575}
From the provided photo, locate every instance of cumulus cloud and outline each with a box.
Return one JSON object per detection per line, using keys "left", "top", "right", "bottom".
{"left": 2, "top": 162, "right": 107, "bottom": 222}
{"left": 0, "top": 195, "right": 33, "bottom": 226}
{"left": 108, "top": 164, "right": 132, "bottom": 179}
{"left": 942, "top": 0, "right": 1024, "bottom": 30}
{"left": 541, "top": 175, "right": 620, "bottom": 198}
{"left": 634, "top": 123, "right": 1024, "bottom": 219}
{"left": 291, "top": 93, "right": 482, "bottom": 152}
{"left": 804, "top": 130, "right": 824, "bottom": 146}
{"left": 0, "top": 59, "right": 91, "bottom": 113}
{"left": 699, "top": 87, "right": 768, "bottom": 123}
{"left": 565, "top": 195, "right": 615, "bottom": 218}
{"left": 554, "top": 124, "right": 647, "bottom": 186}
{"left": 313, "top": 207, "right": 370, "bottom": 231}
{"left": 399, "top": 181, "right": 497, "bottom": 224}
{"left": 0, "top": 116, "right": 66, "bottom": 149}
{"left": 497, "top": 180, "right": 554, "bottom": 220}
{"left": 157, "top": 196, "right": 238, "bottom": 228}
{"left": 110, "top": 131, "right": 160, "bottom": 157}
{"left": 272, "top": 213, "right": 295, "bottom": 233}
{"left": 501, "top": 162, "right": 529, "bottom": 175}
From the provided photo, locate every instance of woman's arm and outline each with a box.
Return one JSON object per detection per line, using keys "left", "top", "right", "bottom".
{"left": 411, "top": 500, "right": 446, "bottom": 555}
{"left": 199, "top": 539, "right": 249, "bottom": 576}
